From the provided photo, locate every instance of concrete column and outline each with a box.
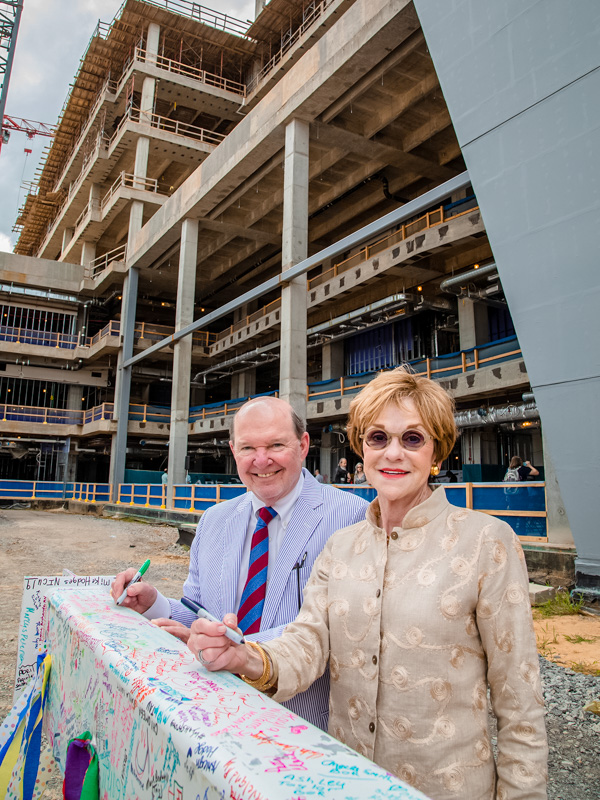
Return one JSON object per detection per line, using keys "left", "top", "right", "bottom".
{"left": 542, "top": 432, "right": 574, "bottom": 548}
{"left": 167, "top": 218, "right": 198, "bottom": 498}
{"left": 458, "top": 297, "right": 488, "bottom": 350}
{"left": 109, "top": 266, "right": 139, "bottom": 496}
{"left": 321, "top": 340, "right": 344, "bottom": 380}
{"left": 279, "top": 118, "right": 309, "bottom": 419}
{"left": 61, "top": 227, "right": 74, "bottom": 256}
{"left": 460, "top": 428, "right": 483, "bottom": 480}
{"left": 231, "top": 369, "right": 256, "bottom": 399}
{"left": 67, "top": 384, "right": 83, "bottom": 411}
{"left": 140, "top": 77, "right": 155, "bottom": 125}
{"left": 146, "top": 22, "right": 160, "bottom": 60}
{"left": 80, "top": 241, "right": 96, "bottom": 268}
{"left": 319, "top": 431, "right": 336, "bottom": 484}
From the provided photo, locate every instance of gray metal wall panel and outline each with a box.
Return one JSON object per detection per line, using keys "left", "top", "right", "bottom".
{"left": 414, "top": 0, "right": 600, "bottom": 577}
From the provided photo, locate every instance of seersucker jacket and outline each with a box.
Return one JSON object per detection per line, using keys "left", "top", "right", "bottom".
{"left": 263, "top": 487, "right": 548, "bottom": 799}
{"left": 168, "top": 467, "right": 368, "bottom": 730}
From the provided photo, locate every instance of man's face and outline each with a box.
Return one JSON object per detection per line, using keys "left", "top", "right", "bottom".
{"left": 230, "top": 402, "right": 309, "bottom": 505}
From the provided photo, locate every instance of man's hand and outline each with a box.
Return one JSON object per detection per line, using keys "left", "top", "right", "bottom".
{"left": 188, "top": 613, "right": 255, "bottom": 675}
{"left": 150, "top": 618, "right": 191, "bottom": 644}
{"left": 111, "top": 568, "right": 157, "bottom": 613}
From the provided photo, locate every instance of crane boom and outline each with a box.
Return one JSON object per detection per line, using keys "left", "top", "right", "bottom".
{"left": 2, "top": 114, "right": 56, "bottom": 137}
{"left": 0, "top": 1, "right": 24, "bottom": 123}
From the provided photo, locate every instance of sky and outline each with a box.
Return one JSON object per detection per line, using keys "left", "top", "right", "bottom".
{"left": 0, "top": 0, "right": 255, "bottom": 253}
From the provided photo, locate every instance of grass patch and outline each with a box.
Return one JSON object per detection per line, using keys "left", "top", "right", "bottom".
{"left": 536, "top": 590, "right": 584, "bottom": 618}
{"left": 536, "top": 623, "right": 559, "bottom": 657}
{"left": 570, "top": 661, "right": 600, "bottom": 677}
{"left": 564, "top": 634, "right": 599, "bottom": 645}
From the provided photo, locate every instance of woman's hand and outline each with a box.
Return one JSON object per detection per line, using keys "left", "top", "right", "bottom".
{"left": 150, "top": 618, "right": 191, "bottom": 644}
{"left": 188, "top": 613, "right": 259, "bottom": 677}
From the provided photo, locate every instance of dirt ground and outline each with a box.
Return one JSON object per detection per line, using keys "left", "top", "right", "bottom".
{"left": 1, "top": 506, "right": 599, "bottom": 799}
{"left": 533, "top": 614, "right": 600, "bottom": 674}
{"left": 0, "top": 506, "right": 192, "bottom": 723}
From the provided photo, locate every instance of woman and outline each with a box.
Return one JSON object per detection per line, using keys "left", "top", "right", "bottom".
{"left": 353, "top": 462, "right": 368, "bottom": 484}
{"left": 189, "top": 368, "right": 548, "bottom": 800}
{"left": 505, "top": 455, "right": 540, "bottom": 482}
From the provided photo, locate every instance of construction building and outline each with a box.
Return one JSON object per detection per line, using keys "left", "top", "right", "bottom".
{"left": 1, "top": 0, "right": 597, "bottom": 586}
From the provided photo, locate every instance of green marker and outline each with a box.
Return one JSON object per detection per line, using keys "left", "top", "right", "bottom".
{"left": 116, "top": 559, "right": 151, "bottom": 605}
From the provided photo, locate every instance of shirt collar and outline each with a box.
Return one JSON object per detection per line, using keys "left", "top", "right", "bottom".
{"left": 250, "top": 470, "right": 305, "bottom": 529}
{"left": 366, "top": 485, "right": 449, "bottom": 532}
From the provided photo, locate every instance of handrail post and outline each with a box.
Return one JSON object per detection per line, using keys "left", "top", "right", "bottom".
{"left": 474, "top": 348, "right": 479, "bottom": 370}
{"left": 340, "top": 376, "right": 345, "bottom": 396}
{"left": 426, "top": 358, "right": 431, "bottom": 379}
{"left": 466, "top": 482, "right": 473, "bottom": 509}
{"left": 461, "top": 352, "right": 467, "bottom": 373}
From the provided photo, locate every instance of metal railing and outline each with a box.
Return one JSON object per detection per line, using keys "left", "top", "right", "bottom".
{"left": 217, "top": 298, "right": 282, "bottom": 340}
{"left": 307, "top": 204, "right": 475, "bottom": 290}
{"left": 131, "top": 107, "right": 227, "bottom": 146}
{"left": 138, "top": 1, "right": 250, "bottom": 37}
{"left": 87, "top": 244, "right": 127, "bottom": 278}
{"left": 306, "top": 337, "right": 522, "bottom": 401}
{"left": 113, "top": 481, "right": 547, "bottom": 540}
{"left": 247, "top": 0, "right": 334, "bottom": 94}
{"left": 135, "top": 46, "right": 246, "bottom": 96}
{"left": 101, "top": 172, "right": 161, "bottom": 214}
{"left": 2, "top": 316, "right": 217, "bottom": 353}
{"left": 0, "top": 325, "right": 78, "bottom": 349}
{"left": 0, "top": 480, "right": 111, "bottom": 503}
{"left": 189, "top": 391, "right": 278, "bottom": 423}
{"left": 210, "top": 201, "right": 479, "bottom": 345}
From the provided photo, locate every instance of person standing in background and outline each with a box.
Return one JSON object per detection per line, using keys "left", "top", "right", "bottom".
{"left": 333, "top": 457, "right": 349, "bottom": 483}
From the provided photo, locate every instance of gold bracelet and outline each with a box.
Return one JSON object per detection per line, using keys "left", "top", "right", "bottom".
{"left": 239, "top": 641, "right": 274, "bottom": 692}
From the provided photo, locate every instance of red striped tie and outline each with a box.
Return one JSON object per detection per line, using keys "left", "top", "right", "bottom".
{"left": 237, "top": 506, "right": 276, "bottom": 635}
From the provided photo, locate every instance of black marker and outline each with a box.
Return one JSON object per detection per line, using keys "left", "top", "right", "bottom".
{"left": 181, "top": 597, "right": 245, "bottom": 645}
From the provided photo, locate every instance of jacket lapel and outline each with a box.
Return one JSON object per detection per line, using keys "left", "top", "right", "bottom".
{"left": 261, "top": 472, "right": 324, "bottom": 629}
{"left": 218, "top": 494, "right": 253, "bottom": 619}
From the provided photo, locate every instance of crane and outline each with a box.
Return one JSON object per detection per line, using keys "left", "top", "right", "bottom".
{"left": 0, "top": 3, "right": 56, "bottom": 153}
{"left": 1, "top": 113, "right": 56, "bottom": 149}
{"left": 0, "top": 1, "right": 23, "bottom": 121}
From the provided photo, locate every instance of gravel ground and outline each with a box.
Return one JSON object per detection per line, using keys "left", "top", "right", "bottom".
{"left": 539, "top": 656, "right": 600, "bottom": 799}
{"left": 1, "top": 507, "right": 599, "bottom": 799}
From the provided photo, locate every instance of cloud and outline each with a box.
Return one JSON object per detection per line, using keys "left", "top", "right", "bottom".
{"left": 0, "top": 232, "right": 14, "bottom": 253}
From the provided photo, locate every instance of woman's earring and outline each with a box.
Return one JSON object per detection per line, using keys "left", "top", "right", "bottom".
{"left": 430, "top": 465, "right": 440, "bottom": 477}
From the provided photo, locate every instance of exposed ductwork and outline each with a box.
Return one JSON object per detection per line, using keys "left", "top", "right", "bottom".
{"left": 0, "top": 283, "right": 81, "bottom": 304}
{"left": 454, "top": 401, "right": 539, "bottom": 429}
{"left": 439, "top": 263, "right": 507, "bottom": 309}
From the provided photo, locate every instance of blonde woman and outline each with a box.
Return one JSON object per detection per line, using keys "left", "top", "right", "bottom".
{"left": 188, "top": 368, "right": 548, "bottom": 800}
{"left": 353, "top": 462, "right": 368, "bottom": 484}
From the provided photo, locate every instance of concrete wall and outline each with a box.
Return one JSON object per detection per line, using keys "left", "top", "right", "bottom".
{"left": 414, "top": 0, "right": 600, "bottom": 582}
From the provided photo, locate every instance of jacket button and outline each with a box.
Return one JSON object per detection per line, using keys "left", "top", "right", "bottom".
{"left": 372, "top": 655, "right": 377, "bottom": 665}
{"left": 390, "top": 531, "right": 398, "bottom": 540}
{"left": 376, "top": 589, "right": 381, "bottom": 598}
{"left": 369, "top": 722, "right": 375, "bottom": 733}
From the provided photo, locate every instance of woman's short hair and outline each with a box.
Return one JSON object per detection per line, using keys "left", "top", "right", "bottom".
{"left": 509, "top": 456, "right": 523, "bottom": 469}
{"left": 347, "top": 367, "right": 457, "bottom": 462}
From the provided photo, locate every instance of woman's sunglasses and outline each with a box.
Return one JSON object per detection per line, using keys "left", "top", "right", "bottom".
{"left": 361, "top": 428, "right": 431, "bottom": 451}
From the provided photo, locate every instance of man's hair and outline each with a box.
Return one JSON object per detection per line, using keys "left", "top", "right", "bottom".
{"left": 347, "top": 367, "right": 457, "bottom": 463}
{"left": 230, "top": 396, "right": 306, "bottom": 443}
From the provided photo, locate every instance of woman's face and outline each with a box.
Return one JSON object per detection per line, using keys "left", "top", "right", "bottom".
{"left": 362, "top": 400, "right": 436, "bottom": 508}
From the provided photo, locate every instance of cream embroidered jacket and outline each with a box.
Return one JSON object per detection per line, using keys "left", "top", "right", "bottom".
{"left": 263, "top": 487, "right": 548, "bottom": 800}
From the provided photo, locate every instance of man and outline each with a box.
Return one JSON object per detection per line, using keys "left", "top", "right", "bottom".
{"left": 111, "top": 396, "right": 368, "bottom": 729}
